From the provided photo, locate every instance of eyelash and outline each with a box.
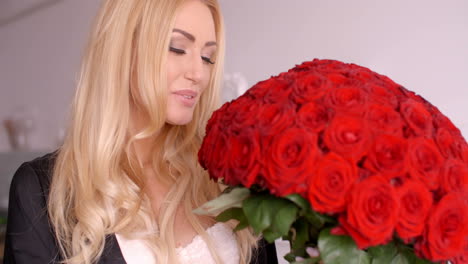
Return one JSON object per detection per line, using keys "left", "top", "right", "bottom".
{"left": 169, "top": 47, "right": 215, "bottom": 65}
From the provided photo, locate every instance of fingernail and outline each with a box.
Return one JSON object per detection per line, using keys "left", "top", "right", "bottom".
{"left": 295, "top": 256, "right": 305, "bottom": 261}
{"left": 306, "top": 247, "right": 320, "bottom": 257}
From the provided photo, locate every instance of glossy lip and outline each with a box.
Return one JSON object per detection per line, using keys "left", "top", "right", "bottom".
{"left": 172, "top": 89, "right": 198, "bottom": 107}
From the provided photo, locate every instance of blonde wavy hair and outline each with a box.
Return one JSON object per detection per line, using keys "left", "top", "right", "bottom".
{"left": 48, "top": 0, "right": 258, "bottom": 263}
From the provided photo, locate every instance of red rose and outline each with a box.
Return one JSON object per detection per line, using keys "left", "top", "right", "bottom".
{"left": 222, "top": 130, "right": 262, "bottom": 187}
{"left": 291, "top": 60, "right": 317, "bottom": 72}
{"left": 217, "top": 105, "right": 239, "bottom": 132}
{"left": 324, "top": 86, "right": 369, "bottom": 114}
{"left": 289, "top": 73, "right": 328, "bottom": 104}
{"left": 440, "top": 159, "right": 468, "bottom": 194}
{"left": 464, "top": 144, "right": 468, "bottom": 163}
{"left": 352, "top": 68, "right": 373, "bottom": 83}
{"left": 199, "top": 130, "right": 229, "bottom": 180}
{"left": 395, "top": 180, "right": 433, "bottom": 240}
{"left": 262, "top": 78, "right": 293, "bottom": 104}
{"left": 205, "top": 102, "right": 230, "bottom": 134}
{"left": 313, "top": 60, "right": 346, "bottom": 74}
{"left": 436, "top": 127, "right": 468, "bottom": 160}
{"left": 453, "top": 254, "right": 468, "bottom": 264}
{"left": 292, "top": 59, "right": 335, "bottom": 72}
{"left": 418, "top": 192, "right": 468, "bottom": 261}
{"left": 436, "top": 128, "right": 459, "bottom": 159}
{"left": 246, "top": 79, "right": 270, "bottom": 99}
{"left": 264, "top": 127, "right": 320, "bottom": 197}
{"left": 196, "top": 59, "right": 468, "bottom": 262}
{"left": 433, "top": 112, "right": 460, "bottom": 132}
{"left": 296, "top": 102, "right": 332, "bottom": 133}
{"left": 367, "top": 84, "right": 399, "bottom": 109}
{"left": 326, "top": 72, "right": 347, "bottom": 84}
{"left": 308, "top": 152, "right": 358, "bottom": 214}
{"left": 339, "top": 175, "right": 399, "bottom": 249}
{"left": 257, "top": 103, "right": 295, "bottom": 136}
{"left": 407, "top": 138, "right": 444, "bottom": 190}
{"left": 324, "top": 115, "right": 372, "bottom": 162}
{"left": 375, "top": 76, "right": 404, "bottom": 97}
{"left": 400, "top": 99, "right": 434, "bottom": 137}
{"left": 451, "top": 246, "right": 468, "bottom": 264}
{"left": 226, "top": 95, "right": 261, "bottom": 133}
{"left": 364, "top": 134, "right": 408, "bottom": 179}
{"left": 365, "top": 104, "right": 403, "bottom": 136}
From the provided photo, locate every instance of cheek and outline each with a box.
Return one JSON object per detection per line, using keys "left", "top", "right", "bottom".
{"left": 166, "top": 63, "right": 179, "bottom": 88}
{"left": 201, "top": 68, "right": 213, "bottom": 92}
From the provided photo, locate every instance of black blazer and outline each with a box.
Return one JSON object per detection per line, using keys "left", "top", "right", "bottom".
{"left": 4, "top": 154, "right": 278, "bottom": 264}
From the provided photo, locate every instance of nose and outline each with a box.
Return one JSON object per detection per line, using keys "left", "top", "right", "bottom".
{"left": 184, "top": 53, "right": 204, "bottom": 84}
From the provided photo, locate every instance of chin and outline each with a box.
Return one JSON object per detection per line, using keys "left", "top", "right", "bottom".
{"left": 166, "top": 112, "right": 194, "bottom": 126}
{"left": 166, "top": 98, "right": 198, "bottom": 125}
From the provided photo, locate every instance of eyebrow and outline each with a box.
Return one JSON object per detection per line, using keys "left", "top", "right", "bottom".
{"left": 172, "top": 28, "right": 217, "bottom": 47}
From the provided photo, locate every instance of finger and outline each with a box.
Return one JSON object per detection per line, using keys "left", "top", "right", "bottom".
{"left": 295, "top": 256, "right": 305, "bottom": 262}
{"left": 306, "top": 247, "right": 320, "bottom": 258}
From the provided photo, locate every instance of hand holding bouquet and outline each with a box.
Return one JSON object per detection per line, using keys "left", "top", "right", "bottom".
{"left": 196, "top": 59, "right": 468, "bottom": 264}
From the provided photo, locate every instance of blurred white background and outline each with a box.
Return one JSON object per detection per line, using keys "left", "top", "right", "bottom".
{"left": 0, "top": 0, "right": 467, "bottom": 152}
{"left": 0, "top": 0, "right": 101, "bottom": 151}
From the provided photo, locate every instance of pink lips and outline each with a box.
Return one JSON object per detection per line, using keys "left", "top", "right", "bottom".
{"left": 172, "top": 89, "right": 198, "bottom": 107}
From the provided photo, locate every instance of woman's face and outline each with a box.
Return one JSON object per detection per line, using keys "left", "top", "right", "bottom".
{"left": 166, "top": 0, "right": 217, "bottom": 125}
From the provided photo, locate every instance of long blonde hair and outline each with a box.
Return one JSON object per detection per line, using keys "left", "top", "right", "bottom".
{"left": 48, "top": 0, "right": 258, "bottom": 263}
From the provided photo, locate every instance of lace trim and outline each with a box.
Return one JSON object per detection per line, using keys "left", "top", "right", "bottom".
{"left": 116, "top": 223, "right": 239, "bottom": 264}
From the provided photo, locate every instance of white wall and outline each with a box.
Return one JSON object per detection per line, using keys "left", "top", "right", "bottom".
{"left": 220, "top": 0, "right": 468, "bottom": 139}
{"left": 0, "top": 0, "right": 467, "bottom": 149}
{"left": 0, "top": 0, "right": 101, "bottom": 151}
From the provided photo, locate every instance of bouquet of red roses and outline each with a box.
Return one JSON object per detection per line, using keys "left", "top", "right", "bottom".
{"left": 197, "top": 59, "right": 468, "bottom": 264}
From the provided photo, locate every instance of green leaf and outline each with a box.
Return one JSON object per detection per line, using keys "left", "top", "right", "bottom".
{"left": 368, "top": 243, "right": 398, "bottom": 264}
{"left": 284, "top": 253, "right": 297, "bottom": 262}
{"left": 318, "top": 228, "right": 371, "bottom": 264}
{"left": 234, "top": 219, "right": 250, "bottom": 231}
{"left": 242, "top": 195, "right": 276, "bottom": 234}
{"left": 216, "top": 207, "right": 245, "bottom": 222}
{"left": 412, "top": 257, "right": 436, "bottom": 264}
{"left": 390, "top": 254, "right": 411, "bottom": 264}
{"left": 193, "top": 187, "right": 250, "bottom": 216}
{"left": 272, "top": 204, "right": 298, "bottom": 237}
{"left": 0, "top": 216, "right": 6, "bottom": 225}
{"left": 285, "top": 194, "right": 312, "bottom": 211}
{"left": 290, "top": 217, "right": 309, "bottom": 250}
{"left": 215, "top": 207, "right": 250, "bottom": 231}
{"left": 263, "top": 204, "right": 298, "bottom": 243}
{"left": 263, "top": 228, "right": 283, "bottom": 243}
{"left": 242, "top": 194, "right": 299, "bottom": 239}
{"left": 394, "top": 245, "right": 436, "bottom": 264}
{"left": 368, "top": 242, "right": 437, "bottom": 264}
{"left": 308, "top": 224, "right": 321, "bottom": 242}
{"left": 303, "top": 209, "right": 334, "bottom": 229}
{"left": 284, "top": 193, "right": 335, "bottom": 228}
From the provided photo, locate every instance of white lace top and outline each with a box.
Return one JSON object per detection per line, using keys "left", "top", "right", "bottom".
{"left": 115, "top": 223, "right": 240, "bottom": 264}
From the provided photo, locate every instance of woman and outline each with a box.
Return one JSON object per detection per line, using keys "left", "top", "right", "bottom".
{"left": 4, "top": 0, "right": 278, "bottom": 263}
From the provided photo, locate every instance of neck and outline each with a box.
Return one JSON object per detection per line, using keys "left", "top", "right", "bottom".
{"left": 129, "top": 105, "right": 161, "bottom": 168}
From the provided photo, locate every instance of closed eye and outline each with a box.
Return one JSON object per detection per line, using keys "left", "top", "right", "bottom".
{"left": 202, "top": 56, "right": 215, "bottom": 65}
{"left": 169, "top": 47, "right": 186, "bottom": 54}
{"left": 170, "top": 46, "right": 214, "bottom": 64}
